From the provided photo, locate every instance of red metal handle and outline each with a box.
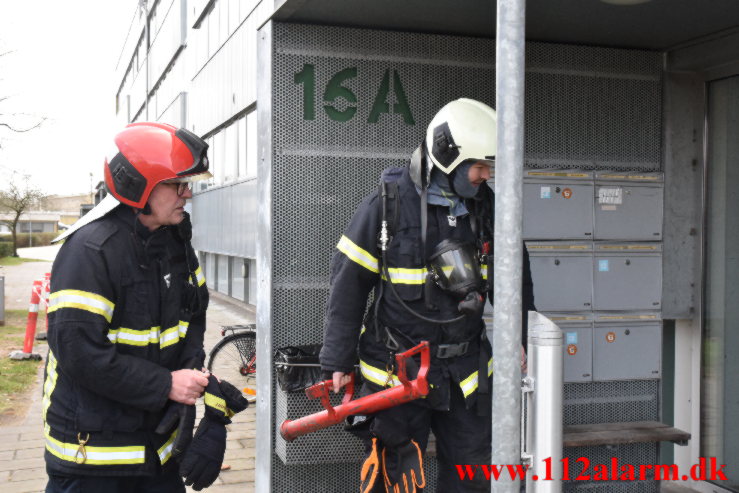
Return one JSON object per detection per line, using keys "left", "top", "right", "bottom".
{"left": 280, "top": 341, "right": 430, "bottom": 442}
{"left": 303, "top": 374, "right": 355, "bottom": 419}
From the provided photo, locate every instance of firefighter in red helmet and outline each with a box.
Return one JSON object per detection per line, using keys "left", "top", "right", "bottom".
{"left": 44, "top": 123, "right": 247, "bottom": 492}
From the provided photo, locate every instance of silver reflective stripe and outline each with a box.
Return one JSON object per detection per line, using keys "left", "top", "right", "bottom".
{"left": 157, "top": 430, "right": 178, "bottom": 465}
{"left": 160, "top": 321, "right": 189, "bottom": 349}
{"left": 194, "top": 266, "right": 206, "bottom": 287}
{"left": 359, "top": 360, "right": 400, "bottom": 387}
{"left": 460, "top": 372, "right": 479, "bottom": 398}
{"left": 459, "top": 357, "right": 494, "bottom": 398}
{"left": 107, "top": 327, "right": 159, "bottom": 346}
{"left": 382, "top": 267, "right": 427, "bottom": 285}
{"left": 48, "top": 290, "right": 115, "bottom": 322}
{"left": 42, "top": 350, "right": 59, "bottom": 423}
{"left": 337, "top": 235, "right": 379, "bottom": 273}
{"left": 44, "top": 426, "right": 146, "bottom": 465}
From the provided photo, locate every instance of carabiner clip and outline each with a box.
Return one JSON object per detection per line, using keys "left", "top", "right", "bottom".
{"left": 75, "top": 432, "right": 90, "bottom": 464}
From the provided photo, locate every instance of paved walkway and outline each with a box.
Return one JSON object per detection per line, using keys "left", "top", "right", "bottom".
{"left": 0, "top": 248, "right": 257, "bottom": 492}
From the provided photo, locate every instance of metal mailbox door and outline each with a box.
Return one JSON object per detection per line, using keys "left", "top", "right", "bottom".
{"left": 593, "top": 244, "right": 662, "bottom": 311}
{"left": 528, "top": 243, "right": 593, "bottom": 312}
{"left": 562, "top": 326, "right": 593, "bottom": 383}
{"left": 593, "top": 322, "right": 661, "bottom": 381}
{"left": 594, "top": 172, "right": 663, "bottom": 241}
{"left": 522, "top": 171, "right": 594, "bottom": 240}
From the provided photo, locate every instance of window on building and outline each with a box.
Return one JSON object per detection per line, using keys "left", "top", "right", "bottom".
{"left": 225, "top": 123, "right": 237, "bottom": 182}
{"left": 248, "top": 258, "right": 257, "bottom": 305}
{"left": 214, "top": 131, "right": 225, "bottom": 186}
{"left": 230, "top": 256, "right": 247, "bottom": 302}
{"left": 246, "top": 110, "right": 257, "bottom": 178}
{"left": 205, "top": 253, "right": 216, "bottom": 289}
{"left": 217, "top": 254, "right": 230, "bottom": 296}
{"left": 237, "top": 117, "right": 247, "bottom": 178}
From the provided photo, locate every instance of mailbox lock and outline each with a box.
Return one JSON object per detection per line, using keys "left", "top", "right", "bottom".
{"left": 625, "top": 259, "right": 631, "bottom": 266}
{"left": 554, "top": 259, "right": 560, "bottom": 266}
{"left": 625, "top": 329, "right": 630, "bottom": 335}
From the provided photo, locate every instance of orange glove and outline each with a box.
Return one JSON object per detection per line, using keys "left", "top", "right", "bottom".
{"left": 360, "top": 438, "right": 382, "bottom": 493}
{"left": 382, "top": 440, "right": 425, "bottom": 493}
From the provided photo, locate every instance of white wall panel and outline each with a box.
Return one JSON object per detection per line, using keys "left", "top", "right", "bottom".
{"left": 188, "top": 0, "right": 267, "bottom": 134}
{"left": 149, "top": 0, "right": 184, "bottom": 89}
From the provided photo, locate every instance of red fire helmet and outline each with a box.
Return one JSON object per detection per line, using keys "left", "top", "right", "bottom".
{"left": 104, "top": 122, "right": 211, "bottom": 209}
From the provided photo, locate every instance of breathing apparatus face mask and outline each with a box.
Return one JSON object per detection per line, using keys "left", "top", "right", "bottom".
{"left": 427, "top": 239, "right": 485, "bottom": 316}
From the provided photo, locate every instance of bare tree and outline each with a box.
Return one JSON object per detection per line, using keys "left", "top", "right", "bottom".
{"left": 0, "top": 174, "right": 44, "bottom": 257}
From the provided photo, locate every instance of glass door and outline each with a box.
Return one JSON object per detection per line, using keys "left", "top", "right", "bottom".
{"left": 702, "top": 75, "right": 739, "bottom": 491}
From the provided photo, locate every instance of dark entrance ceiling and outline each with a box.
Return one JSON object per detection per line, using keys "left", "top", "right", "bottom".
{"left": 272, "top": 0, "right": 739, "bottom": 50}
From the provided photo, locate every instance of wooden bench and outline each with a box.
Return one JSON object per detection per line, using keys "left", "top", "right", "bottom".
{"left": 564, "top": 421, "right": 690, "bottom": 448}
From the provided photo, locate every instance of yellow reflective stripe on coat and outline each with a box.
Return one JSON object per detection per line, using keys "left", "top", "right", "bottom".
{"left": 160, "top": 321, "right": 189, "bottom": 349}
{"left": 337, "top": 235, "right": 379, "bottom": 273}
{"left": 191, "top": 266, "right": 206, "bottom": 287}
{"left": 106, "top": 321, "right": 189, "bottom": 348}
{"left": 459, "top": 357, "right": 494, "bottom": 398}
{"left": 107, "top": 327, "right": 160, "bottom": 346}
{"left": 44, "top": 426, "right": 146, "bottom": 465}
{"left": 48, "top": 290, "right": 115, "bottom": 323}
{"left": 359, "top": 360, "right": 400, "bottom": 387}
{"left": 381, "top": 267, "right": 427, "bottom": 285}
{"left": 42, "top": 350, "right": 59, "bottom": 423}
{"left": 157, "top": 429, "right": 178, "bottom": 465}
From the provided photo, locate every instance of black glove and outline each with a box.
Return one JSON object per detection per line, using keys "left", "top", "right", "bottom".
{"left": 155, "top": 401, "right": 195, "bottom": 461}
{"left": 382, "top": 440, "right": 425, "bottom": 493}
{"left": 180, "top": 376, "right": 248, "bottom": 490}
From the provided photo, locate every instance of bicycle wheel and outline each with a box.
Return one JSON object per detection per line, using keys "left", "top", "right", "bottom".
{"left": 207, "top": 331, "right": 257, "bottom": 402}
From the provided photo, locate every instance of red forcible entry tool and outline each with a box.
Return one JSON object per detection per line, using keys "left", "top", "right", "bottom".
{"left": 280, "top": 341, "right": 430, "bottom": 442}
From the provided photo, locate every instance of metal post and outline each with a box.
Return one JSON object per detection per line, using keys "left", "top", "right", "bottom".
{"left": 524, "top": 312, "right": 563, "bottom": 492}
{"left": 255, "top": 20, "right": 274, "bottom": 493}
{"left": 491, "top": 0, "right": 526, "bottom": 491}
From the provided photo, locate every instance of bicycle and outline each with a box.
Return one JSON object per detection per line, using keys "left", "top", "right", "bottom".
{"left": 207, "top": 324, "right": 257, "bottom": 402}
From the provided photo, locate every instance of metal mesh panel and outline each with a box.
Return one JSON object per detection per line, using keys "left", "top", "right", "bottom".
{"left": 269, "top": 21, "right": 664, "bottom": 489}
{"left": 272, "top": 454, "right": 439, "bottom": 492}
{"left": 564, "top": 380, "right": 660, "bottom": 426}
{"left": 525, "top": 43, "right": 662, "bottom": 171}
{"left": 275, "top": 386, "right": 364, "bottom": 464}
{"left": 563, "top": 443, "right": 659, "bottom": 493}
{"left": 272, "top": 157, "right": 401, "bottom": 286}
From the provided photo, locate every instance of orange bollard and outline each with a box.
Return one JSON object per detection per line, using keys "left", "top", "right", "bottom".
{"left": 22, "top": 280, "right": 42, "bottom": 354}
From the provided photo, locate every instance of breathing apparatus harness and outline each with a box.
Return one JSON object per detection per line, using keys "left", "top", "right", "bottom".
{"left": 373, "top": 145, "right": 493, "bottom": 341}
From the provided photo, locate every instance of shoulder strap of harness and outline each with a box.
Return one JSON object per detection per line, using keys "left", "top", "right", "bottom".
{"left": 377, "top": 167, "right": 403, "bottom": 249}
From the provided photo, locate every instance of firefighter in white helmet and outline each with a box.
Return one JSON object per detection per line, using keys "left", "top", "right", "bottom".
{"left": 320, "top": 98, "right": 536, "bottom": 492}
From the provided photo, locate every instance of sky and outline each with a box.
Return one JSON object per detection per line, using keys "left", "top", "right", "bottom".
{"left": 0, "top": 0, "right": 137, "bottom": 197}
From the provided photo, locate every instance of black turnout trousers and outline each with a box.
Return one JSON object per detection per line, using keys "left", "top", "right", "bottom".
{"left": 367, "top": 384, "right": 492, "bottom": 493}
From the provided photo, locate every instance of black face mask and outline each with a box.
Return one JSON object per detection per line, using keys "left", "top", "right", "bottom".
{"left": 427, "top": 239, "right": 485, "bottom": 317}
{"left": 428, "top": 239, "right": 481, "bottom": 297}
{"left": 450, "top": 161, "right": 480, "bottom": 199}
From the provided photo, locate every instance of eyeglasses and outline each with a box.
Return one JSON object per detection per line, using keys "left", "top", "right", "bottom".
{"left": 167, "top": 182, "right": 192, "bottom": 196}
